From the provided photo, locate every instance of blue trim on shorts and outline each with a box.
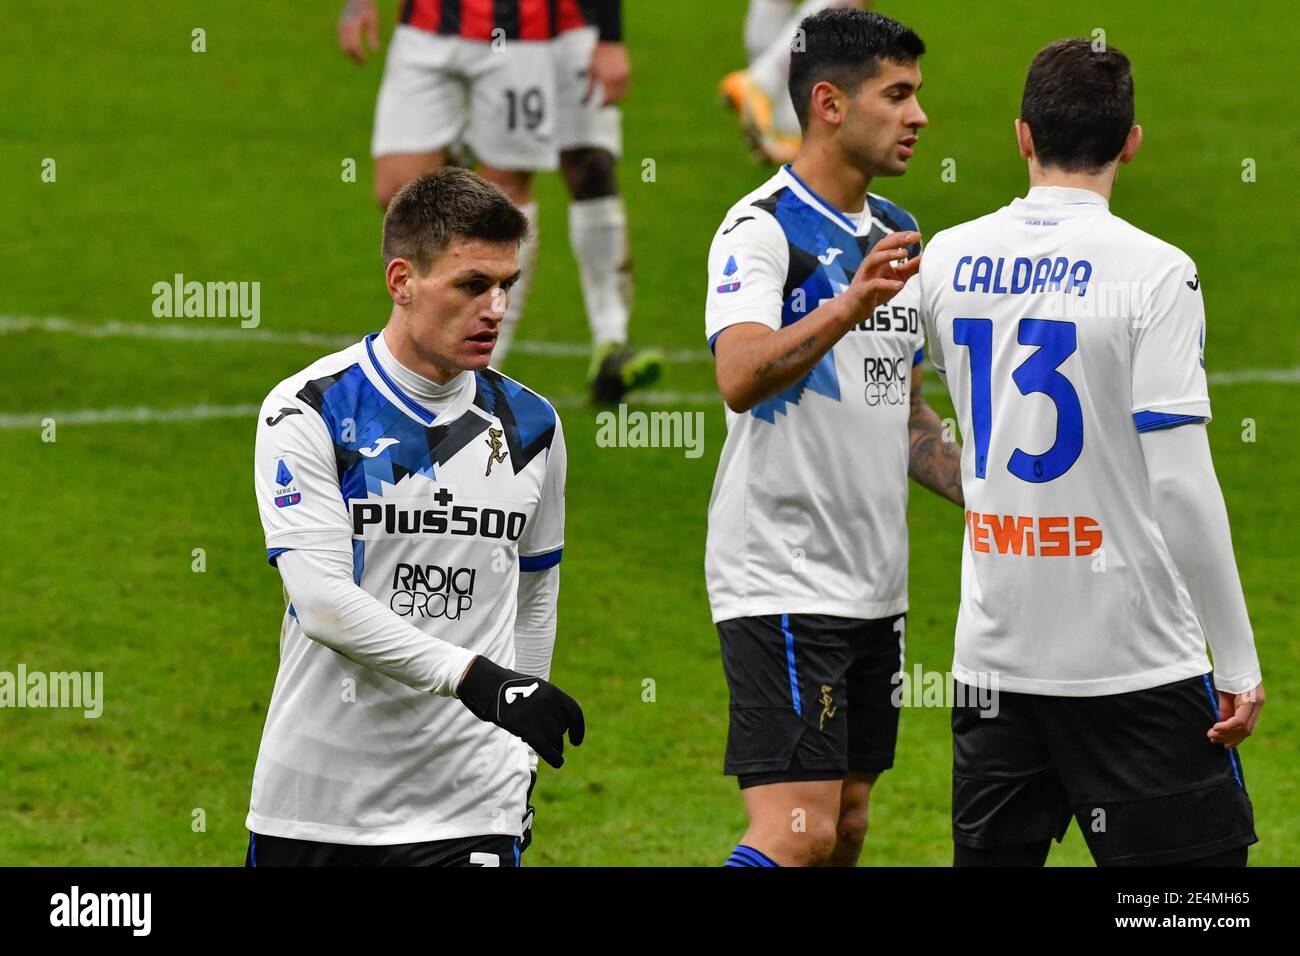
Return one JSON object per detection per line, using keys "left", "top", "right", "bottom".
{"left": 781, "top": 613, "right": 802, "bottom": 716}
{"left": 1201, "top": 674, "right": 1244, "bottom": 787}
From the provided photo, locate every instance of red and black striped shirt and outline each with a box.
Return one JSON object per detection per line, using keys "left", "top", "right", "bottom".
{"left": 399, "top": 1, "right": 622, "bottom": 42}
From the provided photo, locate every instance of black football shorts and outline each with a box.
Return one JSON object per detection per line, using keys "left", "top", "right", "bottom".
{"left": 952, "top": 674, "right": 1257, "bottom": 866}
{"left": 718, "top": 612, "right": 906, "bottom": 788}
{"left": 245, "top": 831, "right": 521, "bottom": 867}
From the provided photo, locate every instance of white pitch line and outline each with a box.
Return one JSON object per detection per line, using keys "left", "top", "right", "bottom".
{"left": 0, "top": 315, "right": 355, "bottom": 349}
{"left": 4, "top": 367, "right": 1293, "bottom": 429}
{"left": 0, "top": 394, "right": 723, "bottom": 431}
{"left": 1207, "top": 367, "right": 1300, "bottom": 385}
{"left": 2, "top": 314, "right": 1295, "bottom": 433}
{"left": 5, "top": 314, "right": 1296, "bottom": 382}
{"left": 0, "top": 403, "right": 261, "bottom": 430}
{"left": 0, "top": 315, "right": 714, "bottom": 363}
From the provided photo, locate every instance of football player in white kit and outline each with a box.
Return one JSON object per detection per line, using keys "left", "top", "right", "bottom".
{"left": 339, "top": 0, "right": 662, "bottom": 403}
{"left": 245, "top": 168, "right": 583, "bottom": 866}
{"left": 706, "top": 9, "right": 963, "bottom": 867}
{"left": 918, "top": 39, "right": 1263, "bottom": 866}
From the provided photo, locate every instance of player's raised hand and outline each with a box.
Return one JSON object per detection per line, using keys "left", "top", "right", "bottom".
{"left": 587, "top": 42, "right": 631, "bottom": 105}
{"left": 457, "top": 656, "right": 586, "bottom": 768}
{"left": 338, "top": 0, "right": 381, "bottom": 66}
{"left": 843, "top": 230, "right": 921, "bottom": 322}
{"left": 1208, "top": 681, "right": 1264, "bottom": 749}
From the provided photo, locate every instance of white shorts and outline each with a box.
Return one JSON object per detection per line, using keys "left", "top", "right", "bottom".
{"left": 371, "top": 26, "right": 559, "bottom": 171}
{"left": 551, "top": 26, "right": 623, "bottom": 157}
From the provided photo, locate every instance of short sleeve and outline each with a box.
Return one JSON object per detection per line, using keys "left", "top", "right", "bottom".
{"left": 254, "top": 388, "right": 353, "bottom": 562}
{"left": 915, "top": 252, "right": 946, "bottom": 375}
{"left": 518, "top": 414, "right": 565, "bottom": 570}
{"left": 1130, "top": 256, "right": 1211, "bottom": 431}
{"left": 883, "top": 275, "right": 926, "bottom": 365}
{"left": 704, "top": 208, "right": 789, "bottom": 350}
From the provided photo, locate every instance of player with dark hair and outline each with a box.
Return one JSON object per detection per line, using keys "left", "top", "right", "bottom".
{"left": 917, "top": 38, "right": 1263, "bottom": 866}
{"left": 706, "top": 9, "right": 961, "bottom": 867}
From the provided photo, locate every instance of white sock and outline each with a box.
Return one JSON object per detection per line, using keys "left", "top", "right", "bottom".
{"left": 745, "top": 0, "right": 794, "bottom": 63}
{"left": 494, "top": 200, "right": 538, "bottom": 365}
{"left": 568, "top": 196, "right": 631, "bottom": 347}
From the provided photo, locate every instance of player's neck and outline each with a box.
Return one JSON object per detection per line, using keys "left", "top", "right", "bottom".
{"left": 380, "top": 322, "right": 461, "bottom": 386}
{"left": 1027, "top": 162, "right": 1118, "bottom": 202}
{"left": 790, "top": 142, "right": 871, "bottom": 214}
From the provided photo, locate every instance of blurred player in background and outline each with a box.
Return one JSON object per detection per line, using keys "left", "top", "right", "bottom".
{"left": 719, "top": 0, "right": 869, "bottom": 164}
{"left": 705, "top": 9, "right": 961, "bottom": 867}
{"left": 246, "top": 169, "right": 583, "bottom": 866}
{"left": 917, "top": 39, "right": 1263, "bottom": 866}
{"left": 339, "top": 0, "right": 662, "bottom": 403}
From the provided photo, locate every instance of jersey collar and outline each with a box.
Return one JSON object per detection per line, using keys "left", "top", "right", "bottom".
{"left": 360, "top": 332, "right": 480, "bottom": 428}
{"left": 1022, "top": 185, "right": 1109, "bottom": 208}
{"left": 780, "top": 164, "right": 871, "bottom": 236}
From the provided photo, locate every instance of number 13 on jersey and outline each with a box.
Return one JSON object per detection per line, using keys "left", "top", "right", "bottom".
{"left": 952, "top": 317, "right": 1083, "bottom": 483}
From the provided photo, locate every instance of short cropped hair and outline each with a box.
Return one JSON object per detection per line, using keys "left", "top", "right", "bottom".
{"left": 788, "top": 8, "right": 925, "bottom": 131}
{"left": 1021, "top": 38, "right": 1135, "bottom": 171}
{"left": 381, "top": 167, "right": 528, "bottom": 273}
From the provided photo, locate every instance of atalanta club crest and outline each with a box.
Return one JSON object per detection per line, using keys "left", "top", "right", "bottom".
{"left": 716, "top": 255, "right": 742, "bottom": 294}
{"left": 273, "top": 458, "right": 301, "bottom": 508}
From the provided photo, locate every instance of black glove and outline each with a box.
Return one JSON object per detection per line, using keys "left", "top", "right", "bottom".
{"left": 457, "top": 656, "right": 585, "bottom": 768}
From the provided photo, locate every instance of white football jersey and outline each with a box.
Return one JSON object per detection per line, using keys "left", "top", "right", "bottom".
{"left": 919, "top": 186, "right": 1213, "bottom": 695}
{"left": 704, "top": 165, "right": 924, "bottom": 622}
{"left": 248, "top": 334, "right": 564, "bottom": 844}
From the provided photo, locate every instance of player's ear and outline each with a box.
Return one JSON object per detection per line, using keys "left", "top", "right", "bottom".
{"left": 1014, "top": 118, "right": 1034, "bottom": 160}
{"left": 810, "top": 80, "right": 843, "bottom": 128}
{"left": 1119, "top": 124, "right": 1142, "bottom": 165}
{"left": 386, "top": 257, "right": 414, "bottom": 307}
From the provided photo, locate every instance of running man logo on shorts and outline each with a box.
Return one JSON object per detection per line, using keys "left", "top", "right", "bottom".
{"left": 819, "top": 684, "right": 837, "bottom": 730}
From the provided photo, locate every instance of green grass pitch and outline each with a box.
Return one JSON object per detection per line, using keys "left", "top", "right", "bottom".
{"left": 0, "top": 0, "right": 1295, "bottom": 865}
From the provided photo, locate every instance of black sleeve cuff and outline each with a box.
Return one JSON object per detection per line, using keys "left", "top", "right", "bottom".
{"left": 590, "top": 0, "right": 622, "bottom": 42}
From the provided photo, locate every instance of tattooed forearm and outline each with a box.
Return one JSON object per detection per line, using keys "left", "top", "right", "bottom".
{"left": 909, "top": 403, "right": 964, "bottom": 505}
{"left": 754, "top": 335, "right": 817, "bottom": 381}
